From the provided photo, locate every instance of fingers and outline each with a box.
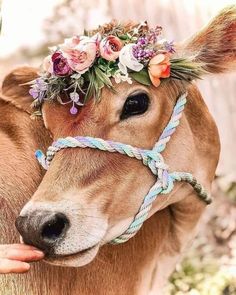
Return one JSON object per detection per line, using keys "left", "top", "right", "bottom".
{"left": 0, "top": 244, "right": 39, "bottom": 251}
{"left": 0, "top": 258, "right": 30, "bottom": 274}
{"left": 0, "top": 244, "right": 45, "bottom": 274}
{"left": 0, "top": 249, "right": 44, "bottom": 262}
{"left": 0, "top": 245, "right": 44, "bottom": 262}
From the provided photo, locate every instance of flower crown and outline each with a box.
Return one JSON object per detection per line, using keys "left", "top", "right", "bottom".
{"left": 29, "top": 21, "right": 203, "bottom": 115}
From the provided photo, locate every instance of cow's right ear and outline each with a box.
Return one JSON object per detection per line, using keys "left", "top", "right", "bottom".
{"left": 1, "top": 66, "right": 38, "bottom": 114}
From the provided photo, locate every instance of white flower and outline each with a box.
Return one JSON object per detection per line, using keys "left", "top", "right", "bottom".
{"left": 118, "top": 44, "right": 144, "bottom": 74}
{"left": 69, "top": 92, "right": 83, "bottom": 105}
{"left": 71, "top": 73, "right": 81, "bottom": 79}
{"left": 133, "top": 27, "right": 139, "bottom": 35}
{"left": 113, "top": 72, "right": 133, "bottom": 84}
{"left": 157, "top": 38, "right": 167, "bottom": 45}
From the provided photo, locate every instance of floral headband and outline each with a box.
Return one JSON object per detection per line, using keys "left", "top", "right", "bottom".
{"left": 29, "top": 21, "right": 203, "bottom": 115}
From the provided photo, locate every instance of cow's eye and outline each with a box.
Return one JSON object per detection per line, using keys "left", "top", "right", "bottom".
{"left": 120, "top": 92, "right": 149, "bottom": 120}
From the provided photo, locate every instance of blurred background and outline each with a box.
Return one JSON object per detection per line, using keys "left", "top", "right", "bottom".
{"left": 0, "top": 0, "right": 236, "bottom": 294}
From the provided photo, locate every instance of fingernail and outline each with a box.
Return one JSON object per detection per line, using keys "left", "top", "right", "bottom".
{"left": 34, "top": 250, "right": 44, "bottom": 256}
{"left": 23, "top": 263, "right": 30, "bottom": 270}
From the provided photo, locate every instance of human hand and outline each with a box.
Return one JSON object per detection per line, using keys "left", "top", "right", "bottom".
{"left": 0, "top": 243, "right": 44, "bottom": 274}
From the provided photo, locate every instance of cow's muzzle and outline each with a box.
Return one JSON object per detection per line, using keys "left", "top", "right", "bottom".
{"left": 15, "top": 212, "right": 69, "bottom": 254}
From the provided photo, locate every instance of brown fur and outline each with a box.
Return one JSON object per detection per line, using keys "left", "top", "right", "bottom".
{"left": 183, "top": 5, "right": 236, "bottom": 73}
{"left": 0, "top": 6, "right": 235, "bottom": 295}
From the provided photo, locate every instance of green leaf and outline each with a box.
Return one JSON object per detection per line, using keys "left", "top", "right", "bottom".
{"left": 98, "top": 64, "right": 107, "bottom": 72}
{"left": 129, "top": 70, "right": 151, "bottom": 86}
{"left": 94, "top": 66, "right": 113, "bottom": 87}
{"left": 118, "top": 34, "right": 129, "bottom": 40}
{"left": 84, "top": 70, "right": 95, "bottom": 102}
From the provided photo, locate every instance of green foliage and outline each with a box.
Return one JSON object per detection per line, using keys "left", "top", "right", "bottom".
{"left": 170, "top": 58, "right": 206, "bottom": 81}
{"left": 168, "top": 259, "right": 236, "bottom": 294}
{"left": 97, "top": 58, "right": 119, "bottom": 77}
{"left": 84, "top": 63, "right": 114, "bottom": 102}
{"left": 167, "top": 238, "right": 236, "bottom": 295}
{"left": 129, "top": 69, "right": 151, "bottom": 86}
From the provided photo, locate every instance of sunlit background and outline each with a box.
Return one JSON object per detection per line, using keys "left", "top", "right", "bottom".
{"left": 0, "top": 1, "right": 236, "bottom": 294}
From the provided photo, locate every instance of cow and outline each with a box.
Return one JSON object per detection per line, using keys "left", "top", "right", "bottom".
{"left": 0, "top": 6, "right": 235, "bottom": 295}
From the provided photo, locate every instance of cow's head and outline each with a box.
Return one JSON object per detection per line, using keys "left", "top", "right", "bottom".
{"left": 9, "top": 6, "right": 235, "bottom": 266}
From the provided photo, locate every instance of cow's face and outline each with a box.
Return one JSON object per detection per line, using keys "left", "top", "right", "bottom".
{"left": 16, "top": 78, "right": 185, "bottom": 267}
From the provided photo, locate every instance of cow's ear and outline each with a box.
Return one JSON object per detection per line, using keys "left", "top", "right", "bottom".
{"left": 180, "top": 5, "right": 236, "bottom": 74}
{"left": 1, "top": 67, "right": 38, "bottom": 114}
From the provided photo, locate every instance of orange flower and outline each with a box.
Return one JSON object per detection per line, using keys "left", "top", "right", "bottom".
{"left": 148, "top": 54, "right": 171, "bottom": 87}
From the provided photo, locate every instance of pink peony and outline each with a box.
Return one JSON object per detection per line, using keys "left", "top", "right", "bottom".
{"left": 99, "top": 36, "right": 123, "bottom": 61}
{"left": 61, "top": 36, "right": 81, "bottom": 49}
{"left": 61, "top": 36, "right": 97, "bottom": 74}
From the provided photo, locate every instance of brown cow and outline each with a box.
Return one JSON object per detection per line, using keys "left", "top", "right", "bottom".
{"left": 0, "top": 6, "right": 235, "bottom": 295}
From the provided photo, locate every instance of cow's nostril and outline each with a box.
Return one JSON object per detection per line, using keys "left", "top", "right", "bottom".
{"left": 41, "top": 213, "right": 69, "bottom": 241}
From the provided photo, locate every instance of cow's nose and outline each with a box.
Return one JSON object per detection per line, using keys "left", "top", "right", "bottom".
{"left": 15, "top": 212, "right": 69, "bottom": 253}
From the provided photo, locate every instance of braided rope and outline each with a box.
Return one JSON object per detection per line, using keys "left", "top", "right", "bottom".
{"left": 35, "top": 92, "right": 212, "bottom": 244}
{"left": 154, "top": 94, "right": 187, "bottom": 153}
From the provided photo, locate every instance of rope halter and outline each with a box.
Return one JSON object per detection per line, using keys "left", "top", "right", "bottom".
{"left": 35, "top": 92, "right": 212, "bottom": 244}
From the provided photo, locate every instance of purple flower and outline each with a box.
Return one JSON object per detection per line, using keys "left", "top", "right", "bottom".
{"left": 164, "top": 41, "right": 175, "bottom": 53}
{"left": 52, "top": 52, "right": 72, "bottom": 76}
{"left": 69, "top": 92, "right": 83, "bottom": 115}
{"left": 29, "top": 88, "right": 39, "bottom": 99}
{"left": 29, "top": 78, "right": 48, "bottom": 102}
{"left": 35, "top": 78, "right": 48, "bottom": 90}
{"left": 148, "top": 26, "right": 162, "bottom": 44}
{"left": 132, "top": 41, "right": 156, "bottom": 63}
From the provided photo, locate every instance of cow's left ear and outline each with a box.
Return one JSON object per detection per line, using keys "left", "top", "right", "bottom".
{"left": 1, "top": 66, "right": 38, "bottom": 114}
{"left": 180, "top": 5, "right": 236, "bottom": 74}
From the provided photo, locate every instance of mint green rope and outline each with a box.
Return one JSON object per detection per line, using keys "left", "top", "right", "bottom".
{"left": 35, "top": 93, "right": 212, "bottom": 244}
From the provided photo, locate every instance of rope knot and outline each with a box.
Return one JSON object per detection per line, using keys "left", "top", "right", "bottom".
{"left": 144, "top": 150, "right": 173, "bottom": 192}
{"left": 144, "top": 150, "right": 168, "bottom": 173}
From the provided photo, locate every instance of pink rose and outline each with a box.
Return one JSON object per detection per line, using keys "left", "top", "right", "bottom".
{"left": 61, "top": 36, "right": 81, "bottom": 49}
{"left": 61, "top": 36, "right": 97, "bottom": 74}
{"left": 99, "top": 36, "right": 123, "bottom": 61}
